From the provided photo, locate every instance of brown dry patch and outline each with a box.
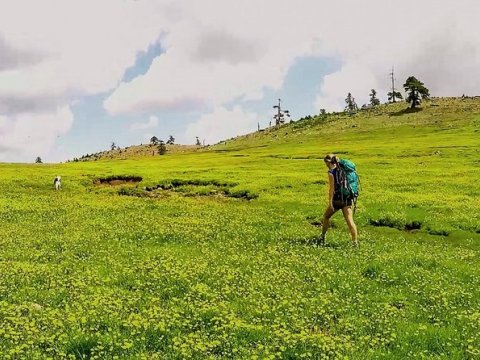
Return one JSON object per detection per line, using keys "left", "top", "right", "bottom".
{"left": 94, "top": 175, "right": 142, "bottom": 186}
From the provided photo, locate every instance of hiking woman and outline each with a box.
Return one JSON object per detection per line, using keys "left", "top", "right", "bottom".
{"left": 318, "top": 154, "right": 358, "bottom": 247}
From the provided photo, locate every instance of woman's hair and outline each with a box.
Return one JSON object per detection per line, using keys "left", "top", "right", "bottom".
{"left": 323, "top": 154, "right": 338, "bottom": 164}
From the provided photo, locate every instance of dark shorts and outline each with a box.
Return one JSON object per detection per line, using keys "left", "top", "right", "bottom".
{"left": 332, "top": 197, "right": 354, "bottom": 210}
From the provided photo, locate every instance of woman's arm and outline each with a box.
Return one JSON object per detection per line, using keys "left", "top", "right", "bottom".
{"left": 328, "top": 173, "right": 335, "bottom": 209}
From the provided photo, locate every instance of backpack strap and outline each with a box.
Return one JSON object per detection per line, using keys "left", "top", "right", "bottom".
{"left": 330, "top": 167, "right": 343, "bottom": 201}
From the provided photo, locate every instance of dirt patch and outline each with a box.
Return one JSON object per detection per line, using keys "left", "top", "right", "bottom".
{"left": 404, "top": 221, "right": 422, "bottom": 231}
{"left": 120, "top": 179, "right": 258, "bottom": 201}
{"left": 368, "top": 217, "right": 422, "bottom": 231}
{"left": 145, "top": 179, "right": 236, "bottom": 191}
{"left": 368, "top": 217, "right": 399, "bottom": 229}
{"left": 94, "top": 175, "right": 143, "bottom": 186}
{"left": 427, "top": 229, "right": 449, "bottom": 237}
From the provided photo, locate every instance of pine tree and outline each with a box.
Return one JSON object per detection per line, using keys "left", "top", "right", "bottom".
{"left": 158, "top": 140, "right": 167, "bottom": 155}
{"left": 195, "top": 136, "right": 201, "bottom": 146}
{"left": 150, "top": 136, "right": 159, "bottom": 146}
{"left": 387, "top": 91, "right": 403, "bottom": 103}
{"left": 35, "top": 157, "right": 42, "bottom": 163}
{"left": 166, "top": 135, "right": 175, "bottom": 145}
{"left": 369, "top": 89, "right": 380, "bottom": 107}
{"left": 403, "top": 76, "right": 430, "bottom": 109}
{"left": 344, "top": 93, "right": 358, "bottom": 114}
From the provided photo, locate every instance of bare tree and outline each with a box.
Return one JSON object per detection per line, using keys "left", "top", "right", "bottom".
{"left": 388, "top": 67, "right": 403, "bottom": 103}
{"left": 272, "top": 98, "right": 290, "bottom": 125}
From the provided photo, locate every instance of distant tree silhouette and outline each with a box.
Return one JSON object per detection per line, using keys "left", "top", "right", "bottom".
{"left": 111, "top": 142, "right": 117, "bottom": 151}
{"left": 35, "top": 157, "right": 42, "bottom": 163}
{"left": 166, "top": 135, "right": 175, "bottom": 145}
{"left": 369, "top": 89, "right": 380, "bottom": 107}
{"left": 388, "top": 67, "right": 402, "bottom": 103}
{"left": 403, "top": 76, "right": 430, "bottom": 109}
{"left": 158, "top": 139, "right": 167, "bottom": 155}
{"left": 150, "top": 136, "right": 159, "bottom": 146}
{"left": 195, "top": 136, "right": 201, "bottom": 146}
{"left": 388, "top": 90, "right": 403, "bottom": 103}
{"left": 344, "top": 93, "right": 358, "bottom": 114}
{"left": 273, "top": 98, "right": 290, "bottom": 125}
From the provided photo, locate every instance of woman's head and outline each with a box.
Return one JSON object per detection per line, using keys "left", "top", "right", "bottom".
{"left": 323, "top": 154, "right": 338, "bottom": 169}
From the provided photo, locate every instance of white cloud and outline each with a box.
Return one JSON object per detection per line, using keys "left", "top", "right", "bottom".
{"left": 0, "top": 34, "right": 44, "bottom": 71}
{"left": 315, "top": 63, "right": 381, "bottom": 111}
{"left": 103, "top": 0, "right": 317, "bottom": 116}
{"left": 129, "top": 116, "right": 159, "bottom": 130}
{"left": 0, "top": 106, "right": 74, "bottom": 162}
{"left": 313, "top": 1, "right": 480, "bottom": 110}
{"left": 0, "top": 0, "right": 174, "bottom": 96}
{"left": 142, "top": 133, "right": 155, "bottom": 144}
{"left": 0, "top": 0, "right": 479, "bottom": 160}
{"left": 185, "top": 106, "right": 258, "bottom": 145}
{"left": 103, "top": 0, "right": 480, "bottom": 125}
{"left": 0, "top": 0, "right": 176, "bottom": 160}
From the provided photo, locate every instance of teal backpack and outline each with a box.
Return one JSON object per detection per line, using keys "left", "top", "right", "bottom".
{"left": 334, "top": 159, "right": 360, "bottom": 206}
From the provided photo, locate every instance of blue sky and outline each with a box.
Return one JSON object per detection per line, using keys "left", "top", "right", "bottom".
{"left": 58, "top": 54, "right": 341, "bottom": 161}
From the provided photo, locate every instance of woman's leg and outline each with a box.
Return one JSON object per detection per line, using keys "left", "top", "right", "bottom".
{"left": 342, "top": 206, "right": 358, "bottom": 245}
{"left": 321, "top": 206, "right": 337, "bottom": 237}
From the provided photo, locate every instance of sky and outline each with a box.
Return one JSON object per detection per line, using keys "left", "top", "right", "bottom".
{"left": 0, "top": 0, "right": 479, "bottom": 163}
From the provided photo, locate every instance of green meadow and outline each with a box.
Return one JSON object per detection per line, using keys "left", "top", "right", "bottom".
{"left": 0, "top": 98, "right": 479, "bottom": 359}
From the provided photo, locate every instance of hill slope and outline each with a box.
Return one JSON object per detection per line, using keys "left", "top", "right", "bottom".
{"left": 0, "top": 98, "right": 478, "bottom": 358}
{"left": 73, "top": 144, "right": 200, "bottom": 162}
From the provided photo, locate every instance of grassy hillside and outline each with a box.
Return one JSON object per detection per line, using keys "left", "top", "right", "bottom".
{"left": 0, "top": 98, "right": 479, "bottom": 359}
{"left": 73, "top": 144, "right": 200, "bottom": 162}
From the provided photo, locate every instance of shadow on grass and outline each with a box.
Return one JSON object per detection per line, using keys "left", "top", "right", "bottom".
{"left": 389, "top": 107, "right": 423, "bottom": 117}
{"left": 308, "top": 219, "right": 337, "bottom": 228}
{"left": 293, "top": 236, "right": 341, "bottom": 249}
{"left": 65, "top": 336, "right": 98, "bottom": 359}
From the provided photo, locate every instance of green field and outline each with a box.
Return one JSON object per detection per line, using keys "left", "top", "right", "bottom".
{"left": 0, "top": 98, "right": 479, "bottom": 359}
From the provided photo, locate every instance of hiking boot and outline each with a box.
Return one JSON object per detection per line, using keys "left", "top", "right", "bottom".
{"left": 352, "top": 240, "right": 359, "bottom": 248}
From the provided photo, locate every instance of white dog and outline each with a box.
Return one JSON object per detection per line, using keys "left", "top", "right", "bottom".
{"left": 53, "top": 176, "right": 62, "bottom": 190}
